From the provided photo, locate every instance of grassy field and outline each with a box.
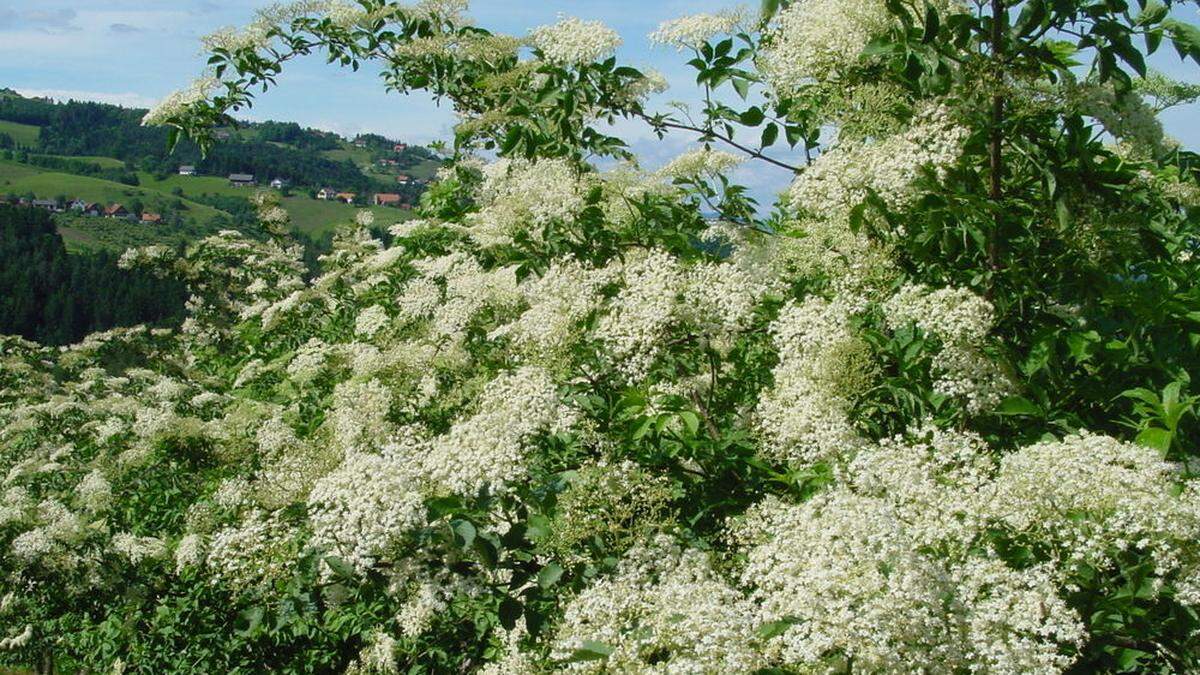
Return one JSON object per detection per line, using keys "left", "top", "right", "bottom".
{"left": 39, "top": 154, "right": 128, "bottom": 169}
{"left": 282, "top": 196, "right": 416, "bottom": 235}
{"left": 56, "top": 214, "right": 214, "bottom": 254}
{"left": 137, "top": 172, "right": 257, "bottom": 199}
{"left": 0, "top": 158, "right": 45, "bottom": 182}
{"left": 0, "top": 161, "right": 230, "bottom": 224}
{"left": 0, "top": 119, "right": 40, "bottom": 146}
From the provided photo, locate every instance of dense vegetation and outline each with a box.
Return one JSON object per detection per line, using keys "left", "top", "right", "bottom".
{"left": 1, "top": 0, "right": 1200, "bottom": 673}
{"left": 0, "top": 204, "right": 185, "bottom": 345}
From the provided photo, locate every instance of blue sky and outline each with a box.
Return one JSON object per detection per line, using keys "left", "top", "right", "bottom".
{"left": 1, "top": 1, "right": 1198, "bottom": 201}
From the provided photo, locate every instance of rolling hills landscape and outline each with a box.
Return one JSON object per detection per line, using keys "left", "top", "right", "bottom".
{"left": 0, "top": 87, "right": 443, "bottom": 343}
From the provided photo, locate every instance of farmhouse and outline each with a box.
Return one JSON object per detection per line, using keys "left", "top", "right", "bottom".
{"left": 228, "top": 173, "right": 256, "bottom": 187}
{"left": 32, "top": 199, "right": 59, "bottom": 211}
{"left": 335, "top": 192, "right": 357, "bottom": 204}
{"left": 140, "top": 212, "right": 163, "bottom": 224}
{"left": 270, "top": 178, "right": 288, "bottom": 189}
{"left": 178, "top": 165, "right": 197, "bottom": 176}
{"left": 374, "top": 193, "right": 402, "bottom": 207}
{"left": 69, "top": 199, "right": 102, "bottom": 216}
{"left": 104, "top": 204, "right": 130, "bottom": 219}
{"left": 396, "top": 174, "right": 412, "bottom": 184}
{"left": 316, "top": 187, "right": 337, "bottom": 200}
{"left": 393, "top": 143, "right": 408, "bottom": 152}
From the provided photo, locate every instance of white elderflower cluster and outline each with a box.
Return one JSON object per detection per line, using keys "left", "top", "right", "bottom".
{"left": 306, "top": 452, "right": 427, "bottom": 574}
{"left": 989, "top": 433, "right": 1200, "bottom": 581}
{"left": 418, "top": 366, "right": 570, "bottom": 494}
{"left": 328, "top": 379, "right": 393, "bottom": 452}
{"left": 0, "top": 625, "right": 32, "bottom": 651}
{"left": 756, "top": 296, "right": 870, "bottom": 466}
{"left": 468, "top": 159, "right": 588, "bottom": 247}
{"left": 111, "top": 533, "right": 168, "bottom": 565}
{"left": 1069, "top": 80, "right": 1165, "bottom": 155}
{"left": 207, "top": 510, "right": 299, "bottom": 589}
{"left": 488, "top": 258, "right": 616, "bottom": 364}
{"left": 75, "top": 469, "right": 113, "bottom": 513}
{"left": 762, "top": 0, "right": 963, "bottom": 94}
{"left": 528, "top": 16, "right": 622, "bottom": 65}
{"left": 681, "top": 259, "right": 770, "bottom": 343}
{"left": 355, "top": 305, "right": 391, "bottom": 338}
{"left": 174, "top": 533, "right": 206, "bottom": 572}
{"left": 736, "top": 489, "right": 1085, "bottom": 671}
{"left": 595, "top": 249, "right": 683, "bottom": 382}
{"left": 650, "top": 7, "right": 750, "bottom": 51}
{"left": 551, "top": 534, "right": 765, "bottom": 673}
{"left": 657, "top": 147, "right": 744, "bottom": 181}
{"left": 345, "top": 631, "right": 399, "bottom": 675}
{"left": 142, "top": 75, "right": 222, "bottom": 126}
{"left": 884, "top": 283, "right": 1013, "bottom": 413}
{"left": 791, "top": 104, "right": 969, "bottom": 219}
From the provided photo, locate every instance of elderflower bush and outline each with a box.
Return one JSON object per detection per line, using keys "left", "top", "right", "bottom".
{"left": 3, "top": 0, "right": 1200, "bottom": 672}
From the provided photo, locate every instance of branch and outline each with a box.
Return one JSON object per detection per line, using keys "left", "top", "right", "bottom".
{"left": 634, "top": 112, "right": 804, "bottom": 173}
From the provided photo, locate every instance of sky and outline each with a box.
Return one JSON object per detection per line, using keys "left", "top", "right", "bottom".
{"left": 1, "top": 0, "right": 1198, "bottom": 202}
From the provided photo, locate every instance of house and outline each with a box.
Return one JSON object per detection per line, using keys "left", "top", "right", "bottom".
{"left": 335, "top": 192, "right": 357, "bottom": 204}
{"left": 104, "top": 204, "right": 130, "bottom": 219}
{"left": 393, "top": 143, "right": 408, "bottom": 152}
{"left": 316, "top": 187, "right": 337, "bottom": 201}
{"left": 229, "top": 173, "right": 256, "bottom": 187}
{"left": 270, "top": 178, "right": 288, "bottom": 190}
{"left": 376, "top": 158, "right": 398, "bottom": 167}
{"left": 32, "top": 199, "right": 59, "bottom": 211}
{"left": 214, "top": 130, "right": 232, "bottom": 140}
{"left": 178, "top": 165, "right": 197, "bottom": 176}
{"left": 374, "top": 193, "right": 402, "bottom": 207}
{"left": 69, "top": 199, "right": 102, "bottom": 216}
{"left": 140, "top": 212, "right": 163, "bottom": 224}
{"left": 396, "top": 174, "right": 412, "bottom": 184}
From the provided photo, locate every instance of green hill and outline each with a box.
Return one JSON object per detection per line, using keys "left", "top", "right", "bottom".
{"left": 281, "top": 195, "right": 416, "bottom": 236}
{"left": 0, "top": 119, "right": 40, "bottom": 146}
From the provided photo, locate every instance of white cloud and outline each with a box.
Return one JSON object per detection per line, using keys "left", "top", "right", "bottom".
{"left": 15, "top": 88, "right": 159, "bottom": 109}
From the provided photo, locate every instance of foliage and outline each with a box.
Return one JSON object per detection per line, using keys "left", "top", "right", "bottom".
{"left": 2, "top": 0, "right": 1200, "bottom": 673}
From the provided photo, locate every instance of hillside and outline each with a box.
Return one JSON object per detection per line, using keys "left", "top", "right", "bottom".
{"left": 0, "top": 89, "right": 436, "bottom": 250}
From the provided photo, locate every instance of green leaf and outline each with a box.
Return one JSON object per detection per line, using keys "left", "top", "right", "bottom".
{"left": 996, "top": 396, "right": 1040, "bottom": 416}
{"left": 761, "top": 122, "right": 779, "bottom": 147}
{"left": 1135, "top": 427, "right": 1173, "bottom": 456}
{"left": 678, "top": 411, "right": 701, "bottom": 437}
{"left": 922, "top": 4, "right": 940, "bottom": 43}
{"left": 537, "top": 562, "right": 564, "bottom": 588}
{"left": 323, "top": 556, "right": 357, "bottom": 579}
{"left": 499, "top": 598, "right": 523, "bottom": 631}
{"left": 565, "top": 640, "right": 614, "bottom": 663}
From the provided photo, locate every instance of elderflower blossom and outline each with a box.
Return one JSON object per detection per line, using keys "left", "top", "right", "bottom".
{"left": 468, "top": 158, "right": 587, "bottom": 247}
{"left": 0, "top": 625, "right": 32, "bottom": 651}
{"left": 791, "top": 104, "right": 969, "bottom": 218}
{"left": 75, "top": 469, "right": 112, "bottom": 512}
{"left": 417, "top": 366, "right": 570, "bottom": 494}
{"left": 756, "top": 296, "right": 870, "bottom": 465}
{"left": 650, "top": 7, "right": 750, "bottom": 50}
{"left": 355, "top": 305, "right": 391, "bottom": 338}
{"left": 551, "top": 534, "right": 765, "bottom": 673}
{"left": 657, "top": 147, "right": 744, "bottom": 181}
{"left": 207, "top": 510, "right": 299, "bottom": 589}
{"left": 307, "top": 452, "right": 427, "bottom": 574}
{"left": 142, "top": 75, "right": 222, "bottom": 126}
{"left": 528, "top": 16, "right": 622, "bottom": 65}
{"left": 595, "top": 249, "right": 683, "bottom": 382}
{"left": 989, "top": 432, "right": 1200, "bottom": 580}
{"left": 111, "top": 533, "right": 168, "bottom": 565}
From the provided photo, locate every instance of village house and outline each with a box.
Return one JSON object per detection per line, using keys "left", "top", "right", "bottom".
{"left": 69, "top": 199, "right": 102, "bottom": 216}
{"left": 396, "top": 174, "right": 412, "bottom": 185}
{"left": 270, "top": 178, "right": 288, "bottom": 190}
{"left": 373, "top": 193, "right": 402, "bottom": 207}
{"left": 178, "top": 165, "right": 197, "bottom": 176}
{"left": 393, "top": 143, "right": 408, "bottom": 152}
{"left": 104, "top": 204, "right": 131, "bottom": 219}
{"left": 316, "top": 187, "right": 337, "bottom": 200}
{"left": 140, "top": 212, "right": 163, "bottom": 224}
{"left": 32, "top": 199, "right": 60, "bottom": 212}
{"left": 335, "top": 192, "right": 357, "bottom": 204}
{"left": 229, "top": 173, "right": 256, "bottom": 187}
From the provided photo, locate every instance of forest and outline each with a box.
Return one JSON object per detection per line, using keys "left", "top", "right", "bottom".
{"left": 0, "top": 204, "right": 185, "bottom": 345}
